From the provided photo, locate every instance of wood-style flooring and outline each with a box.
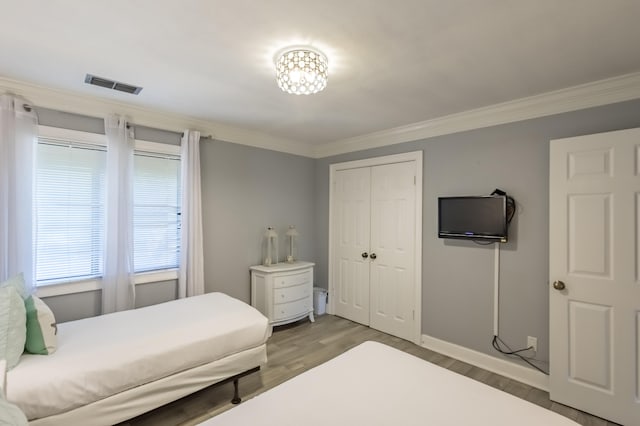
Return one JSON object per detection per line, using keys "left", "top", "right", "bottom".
{"left": 119, "top": 314, "right": 619, "bottom": 426}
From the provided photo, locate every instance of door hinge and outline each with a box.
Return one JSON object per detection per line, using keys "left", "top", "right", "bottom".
{"left": 413, "top": 175, "right": 416, "bottom": 185}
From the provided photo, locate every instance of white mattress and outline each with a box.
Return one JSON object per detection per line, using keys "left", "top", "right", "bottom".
{"left": 7, "top": 292, "right": 270, "bottom": 421}
{"left": 202, "top": 341, "right": 580, "bottom": 426}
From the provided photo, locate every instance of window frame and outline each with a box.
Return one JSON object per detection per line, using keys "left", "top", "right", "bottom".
{"left": 35, "top": 125, "right": 181, "bottom": 298}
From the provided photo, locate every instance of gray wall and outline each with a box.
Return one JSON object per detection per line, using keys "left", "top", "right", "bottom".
{"left": 43, "top": 280, "right": 178, "bottom": 323}
{"left": 314, "top": 99, "right": 640, "bottom": 368}
{"left": 42, "top": 291, "right": 102, "bottom": 323}
{"left": 200, "top": 139, "right": 316, "bottom": 303}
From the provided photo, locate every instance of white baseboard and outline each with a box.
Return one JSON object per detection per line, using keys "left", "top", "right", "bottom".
{"left": 421, "top": 334, "right": 549, "bottom": 391}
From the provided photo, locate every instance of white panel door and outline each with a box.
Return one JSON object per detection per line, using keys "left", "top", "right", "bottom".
{"left": 333, "top": 167, "right": 371, "bottom": 325}
{"left": 549, "top": 127, "right": 640, "bottom": 425}
{"left": 369, "top": 162, "right": 416, "bottom": 340}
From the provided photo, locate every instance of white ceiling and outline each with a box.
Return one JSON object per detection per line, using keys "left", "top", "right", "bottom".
{"left": 1, "top": 1, "right": 640, "bottom": 152}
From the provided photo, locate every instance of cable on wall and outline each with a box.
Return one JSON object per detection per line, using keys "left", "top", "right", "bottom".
{"left": 487, "top": 190, "right": 548, "bottom": 375}
{"left": 491, "top": 188, "right": 516, "bottom": 224}
{"left": 493, "top": 242, "right": 500, "bottom": 336}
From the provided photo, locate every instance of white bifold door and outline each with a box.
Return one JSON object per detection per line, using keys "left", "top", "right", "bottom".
{"left": 549, "top": 127, "right": 640, "bottom": 425}
{"left": 330, "top": 152, "right": 422, "bottom": 343}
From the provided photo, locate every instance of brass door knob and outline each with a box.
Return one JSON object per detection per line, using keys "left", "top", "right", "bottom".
{"left": 361, "top": 252, "right": 369, "bottom": 259}
{"left": 370, "top": 253, "right": 377, "bottom": 260}
{"left": 553, "top": 280, "right": 566, "bottom": 291}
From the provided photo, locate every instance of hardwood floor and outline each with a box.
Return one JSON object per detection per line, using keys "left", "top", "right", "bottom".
{"left": 120, "top": 314, "right": 619, "bottom": 426}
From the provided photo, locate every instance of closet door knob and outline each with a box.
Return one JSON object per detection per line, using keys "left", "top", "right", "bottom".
{"left": 361, "top": 252, "right": 369, "bottom": 259}
{"left": 370, "top": 253, "right": 377, "bottom": 260}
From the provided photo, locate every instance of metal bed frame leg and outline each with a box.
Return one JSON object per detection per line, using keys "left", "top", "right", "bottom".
{"left": 223, "top": 366, "right": 259, "bottom": 404}
{"left": 231, "top": 378, "right": 242, "bottom": 404}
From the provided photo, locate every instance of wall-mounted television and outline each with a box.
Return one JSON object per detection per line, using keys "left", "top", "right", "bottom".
{"left": 438, "top": 195, "right": 508, "bottom": 242}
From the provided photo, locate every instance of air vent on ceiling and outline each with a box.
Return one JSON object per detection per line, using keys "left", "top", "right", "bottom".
{"left": 84, "top": 74, "right": 143, "bottom": 95}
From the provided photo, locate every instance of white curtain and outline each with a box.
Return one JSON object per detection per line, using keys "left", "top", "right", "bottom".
{"left": 103, "top": 114, "right": 135, "bottom": 313}
{"left": 178, "top": 130, "right": 205, "bottom": 298}
{"left": 0, "top": 94, "right": 37, "bottom": 293}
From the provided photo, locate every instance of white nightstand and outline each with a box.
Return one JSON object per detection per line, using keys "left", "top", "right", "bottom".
{"left": 250, "top": 261, "right": 315, "bottom": 327}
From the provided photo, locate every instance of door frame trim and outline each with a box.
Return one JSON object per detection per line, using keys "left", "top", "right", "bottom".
{"left": 328, "top": 151, "right": 423, "bottom": 344}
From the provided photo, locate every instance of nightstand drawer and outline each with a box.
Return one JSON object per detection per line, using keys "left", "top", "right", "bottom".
{"left": 273, "top": 270, "right": 312, "bottom": 289}
{"left": 273, "top": 298, "right": 311, "bottom": 321}
{"left": 274, "top": 283, "right": 311, "bottom": 304}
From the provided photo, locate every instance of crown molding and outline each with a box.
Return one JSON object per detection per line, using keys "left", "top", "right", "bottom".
{"left": 4, "top": 72, "right": 639, "bottom": 160}
{"left": 0, "top": 76, "right": 313, "bottom": 158}
{"left": 314, "top": 71, "right": 640, "bottom": 158}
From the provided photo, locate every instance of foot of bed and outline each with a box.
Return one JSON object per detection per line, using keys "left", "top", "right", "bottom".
{"left": 309, "top": 312, "right": 315, "bottom": 323}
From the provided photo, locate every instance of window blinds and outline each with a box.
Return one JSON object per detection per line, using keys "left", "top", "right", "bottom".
{"left": 35, "top": 140, "right": 106, "bottom": 283}
{"left": 35, "top": 137, "right": 181, "bottom": 285}
{"left": 133, "top": 151, "right": 181, "bottom": 273}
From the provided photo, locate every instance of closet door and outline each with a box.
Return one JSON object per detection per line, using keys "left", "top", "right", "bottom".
{"left": 369, "top": 162, "right": 416, "bottom": 341}
{"left": 333, "top": 167, "right": 371, "bottom": 325}
{"left": 331, "top": 156, "right": 420, "bottom": 343}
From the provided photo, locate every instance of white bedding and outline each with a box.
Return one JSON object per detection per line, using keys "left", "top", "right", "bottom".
{"left": 7, "top": 292, "right": 270, "bottom": 421}
{"left": 202, "top": 341, "right": 579, "bottom": 426}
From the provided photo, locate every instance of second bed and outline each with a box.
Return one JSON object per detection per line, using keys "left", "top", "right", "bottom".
{"left": 201, "top": 340, "right": 579, "bottom": 426}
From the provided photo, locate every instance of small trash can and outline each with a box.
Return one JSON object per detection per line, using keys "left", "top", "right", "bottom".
{"left": 313, "top": 287, "right": 327, "bottom": 316}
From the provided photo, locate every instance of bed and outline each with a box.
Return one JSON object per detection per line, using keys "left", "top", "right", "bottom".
{"left": 201, "top": 341, "right": 579, "bottom": 426}
{"left": 6, "top": 292, "right": 271, "bottom": 426}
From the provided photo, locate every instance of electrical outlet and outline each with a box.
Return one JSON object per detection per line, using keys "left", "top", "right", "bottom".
{"left": 527, "top": 336, "right": 538, "bottom": 353}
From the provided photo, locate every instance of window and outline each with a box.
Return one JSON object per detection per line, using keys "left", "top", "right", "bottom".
{"left": 133, "top": 150, "right": 181, "bottom": 272}
{"left": 35, "top": 127, "right": 182, "bottom": 288}
{"left": 35, "top": 138, "right": 106, "bottom": 284}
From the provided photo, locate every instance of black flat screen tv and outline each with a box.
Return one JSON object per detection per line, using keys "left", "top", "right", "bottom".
{"left": 438, "top": 195, "right": 508, "bottom": 242}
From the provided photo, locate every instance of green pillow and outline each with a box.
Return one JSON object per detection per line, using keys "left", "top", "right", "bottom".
{"left": 25, "top": 295, "right": 57, "bottom": 355}
{"left": 0, "top": 286, "right": 27, "bottom": 369}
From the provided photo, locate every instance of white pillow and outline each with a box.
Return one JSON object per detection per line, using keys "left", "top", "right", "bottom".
{"left": 0, "top": 273, "right": 29, "bottom": 300}
{"left": 0, "top": 397, "right": 28, "bottom": 426}
{"left": 0, "top": 359, "right": 27, "bottom": 426}
{"left": 0, "top": 359, "right": 28, "bottom": 425}
{"left": 25, "top": 295, "right": 57, "bottom": 355}
{"left": 0, "top": 359, "right": 6, "bottom": 398}
{"left": 0, "top": 286, "right": 27, "bottom": 370}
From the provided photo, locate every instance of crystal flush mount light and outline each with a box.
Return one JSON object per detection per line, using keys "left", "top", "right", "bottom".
{"left": 275, "top": 46, "right": 328, "bottom": 95}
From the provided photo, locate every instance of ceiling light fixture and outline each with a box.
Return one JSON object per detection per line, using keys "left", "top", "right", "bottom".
{"left": 275, "top": 46, "right": 328, "bottom": 95}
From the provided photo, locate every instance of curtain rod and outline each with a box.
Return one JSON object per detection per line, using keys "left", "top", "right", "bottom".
{"left": 182, "top": 132, "right": 213, "bottom": 139}
{"left": 24, "top": 103, "right": 212, "bottom": 139}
